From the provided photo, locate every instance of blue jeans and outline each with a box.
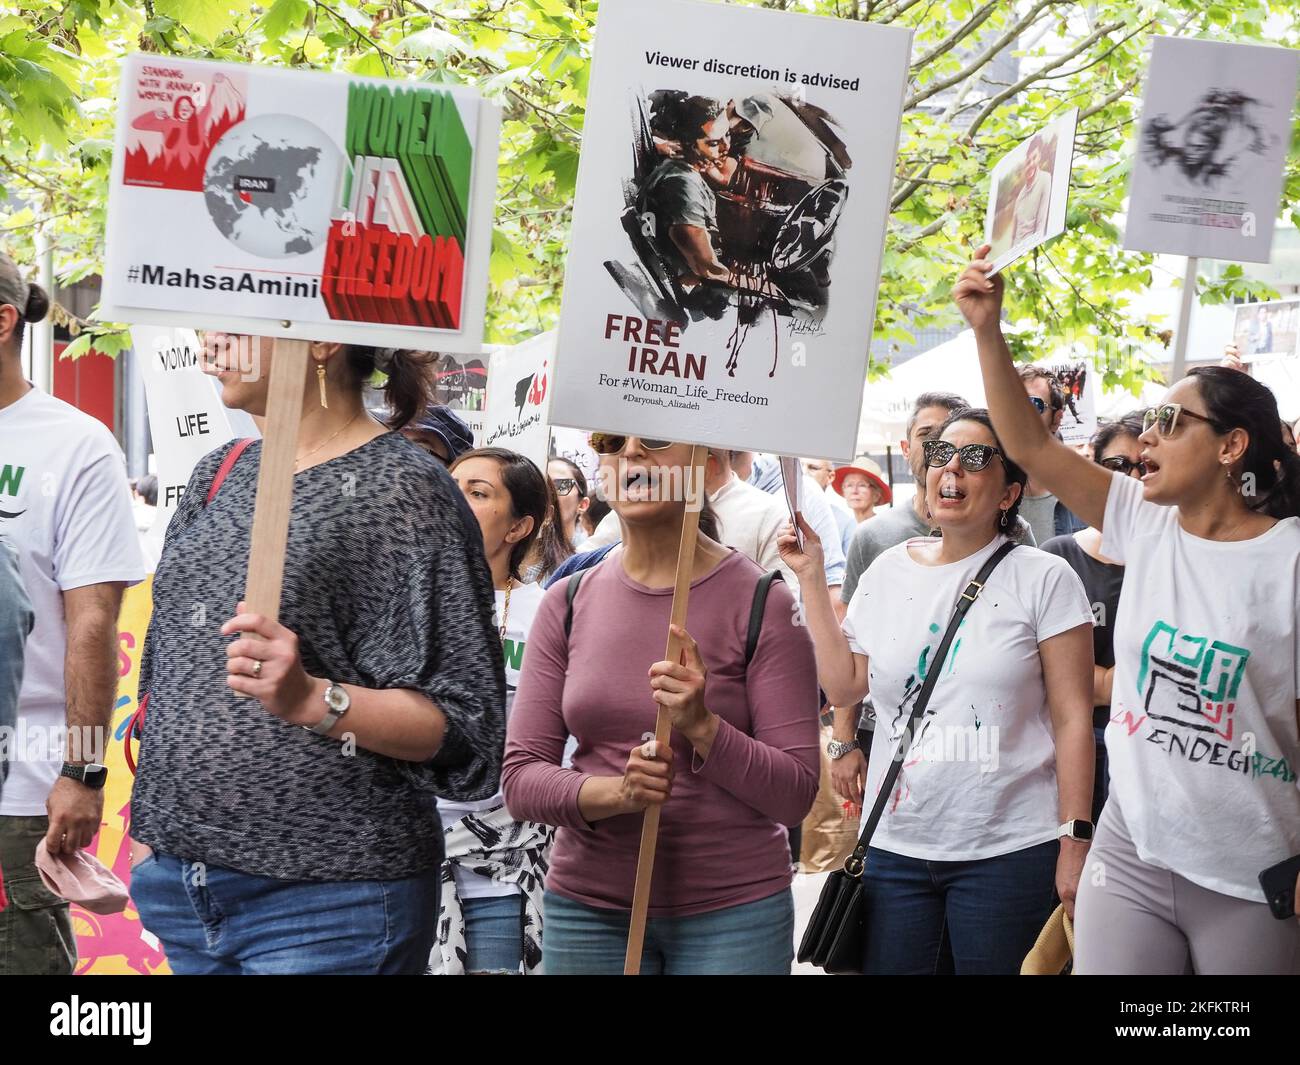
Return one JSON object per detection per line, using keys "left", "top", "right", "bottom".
{"left": 462, "top": 893, "right": 523, "bottom": 974}
{"left": 130, "top": 851, "right": 440, "bottom": 975}
{"left": 862, "top": 841, "right": 1057, "bottom": 975}
{"left": 542, "top": 888, "right": 794, "bottom": 975}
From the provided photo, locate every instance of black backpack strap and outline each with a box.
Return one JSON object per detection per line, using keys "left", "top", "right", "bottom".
{"left": 563, "top": 567, "right": 587, "bottom": 639}
{"left": 842, "top": 541, "right": 1017, "bottom": 877}
{"left": 745, "top": 570, "right": 783, "bottom": 666}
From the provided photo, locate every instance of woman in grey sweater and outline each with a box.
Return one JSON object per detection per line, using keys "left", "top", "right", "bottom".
{"left": 128, "top": 334, "right": 504, "bottom": 975}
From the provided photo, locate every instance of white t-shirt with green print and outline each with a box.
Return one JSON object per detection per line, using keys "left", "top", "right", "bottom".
{"left": 1102, "top": 470, "right": 1300, "bottom": 901}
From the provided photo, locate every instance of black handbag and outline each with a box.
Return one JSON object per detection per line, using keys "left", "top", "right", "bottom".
{"left": 797, "top": 541, "right": 1017, "bottom": 974}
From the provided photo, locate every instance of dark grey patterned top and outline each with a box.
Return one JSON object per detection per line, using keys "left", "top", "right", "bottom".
{"left": 131, "top": 432, "right": 505, "bottom": 881}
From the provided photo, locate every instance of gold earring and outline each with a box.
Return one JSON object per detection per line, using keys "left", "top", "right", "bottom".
{"left": 317, "top": 364, "right": 328, "bottom": 409}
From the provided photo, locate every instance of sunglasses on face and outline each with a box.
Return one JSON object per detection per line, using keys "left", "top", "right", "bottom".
{"left": 1028, "top": 396, "right": 1048, "bottom": 414}
{"left": 588, "top": 433, "right": 674, "bottom": 455}
{"left": 551, "top": 477, "right": 578, "bottom": 496}
{"left": 1142, "top": 403, "right": 1222, "bottom": 438}
{"left": 922, "top": 439, "right": 1006, "bottom": 472}
{"left": 1099, "top": 456, "right": 1147, "bottom": 477}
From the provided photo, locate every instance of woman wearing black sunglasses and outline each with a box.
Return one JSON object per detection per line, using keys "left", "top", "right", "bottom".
{"left": 958, "top": 245, "right": 1300, "bottom": 974}
{"left": 503, "top": 435, "right": 820, "bottom": 974}
{"left": 1040, "top": 412, "right": 1146, "bottom": 825}
{"left": 779, "top": 407, "right": 1095, "bottom": 974}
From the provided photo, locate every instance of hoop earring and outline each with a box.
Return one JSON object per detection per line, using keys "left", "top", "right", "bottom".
{"left": 317, "top": 364, "right": 328, "bottom": 409}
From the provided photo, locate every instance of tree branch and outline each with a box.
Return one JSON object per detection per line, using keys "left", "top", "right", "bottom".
{"left": 904, "top": 0, "right": 1063, "bottom": 110}
{"left": 909, "top": 0, "right": 1001, "bottom": 71}
{"left": 962, "top": 19, "right": 1124, "bottom": 143}
{"left": 1079, "top": 72, "right": 1140, "bottom": 120}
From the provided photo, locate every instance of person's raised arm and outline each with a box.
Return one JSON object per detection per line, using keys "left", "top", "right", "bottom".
{"left": 777, "top": 515, "right": 870, "bottom": 706}
{"left": 953, "top": 245, "right": 1112, "bottom": 531}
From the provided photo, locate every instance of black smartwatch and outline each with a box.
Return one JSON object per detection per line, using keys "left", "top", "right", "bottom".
{"left": 60, "top": 763, "right": 108, "bottom": 790}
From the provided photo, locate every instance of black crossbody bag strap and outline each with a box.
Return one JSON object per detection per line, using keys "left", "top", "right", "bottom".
{"left": 841, "top": 541, "right": 1016, "bottom": 876}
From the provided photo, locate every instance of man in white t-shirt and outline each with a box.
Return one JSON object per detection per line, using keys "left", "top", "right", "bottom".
{"left": 0, "top": 252, "right": 145, "bottom": 974}
{"left": 704, "top": 450, "right": 797, "bottom": 585}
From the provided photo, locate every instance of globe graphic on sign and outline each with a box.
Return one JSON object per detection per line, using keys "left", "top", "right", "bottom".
{"left": 203, "top": 114, "right": 342, "bottom": 258}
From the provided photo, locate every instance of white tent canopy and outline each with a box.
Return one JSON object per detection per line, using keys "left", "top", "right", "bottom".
{"left": 857, "top": 329, "right": 1169, "bottom": 450}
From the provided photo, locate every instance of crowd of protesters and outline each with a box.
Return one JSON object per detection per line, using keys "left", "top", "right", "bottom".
{"left": 1, "top": 242, "right": 1298, "bottom": 976}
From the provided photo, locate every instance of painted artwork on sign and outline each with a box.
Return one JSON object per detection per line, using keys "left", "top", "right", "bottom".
{"left": 551, "top": 0, "right": 913, "bottom": 460}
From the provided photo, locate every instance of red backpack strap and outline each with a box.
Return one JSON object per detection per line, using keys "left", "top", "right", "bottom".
{"left": 206, "top": 438, "right": 255, "bottom": 505}
{"left": 124, "top": 693, "right": 148, "bottom": 776}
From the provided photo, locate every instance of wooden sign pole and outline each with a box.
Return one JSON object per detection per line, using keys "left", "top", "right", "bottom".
{"left": 244, "top": 338, "right": 309, "bottom": 620}
{"left": 624, "top": 443, "right": 709, "bottom": 975}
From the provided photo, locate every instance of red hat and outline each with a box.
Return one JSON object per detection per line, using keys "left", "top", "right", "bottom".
{"left": 833, "top": 456, "right": 892, "bottom": 506}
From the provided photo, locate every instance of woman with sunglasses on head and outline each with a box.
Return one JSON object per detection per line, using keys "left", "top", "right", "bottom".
{"left": 957, "top": 246, "right": 1300, "bottom": 973}
{"left": 547, "top": 457, "right": 591, "bottom": 548}
{"left": 128, "top": 335, "right": 504, "bottom": 975}
{"left": 435, "top": 447, "right": 555, "bottom": 975}
{"left": 503, "top": 434, "right": 820, "bottom": 975}
{"left": 779, "top": 408, "right": 1095, "bottom": 974}
{"left": 1040, "top": 411, "right": 1147, "bottom": 824}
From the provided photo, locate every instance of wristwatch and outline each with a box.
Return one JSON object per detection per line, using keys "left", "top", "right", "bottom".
{"left": 60, "top": 762, "right": 108, "bottom": 790}
{"left": 826, "top": 738, "right": 860, "bottom": 760}
{"left": 305, "top": 681, "right": 351, "bottom": 736}
{"left": 1057, "top": 818, "right": 1094, "bottom": 842}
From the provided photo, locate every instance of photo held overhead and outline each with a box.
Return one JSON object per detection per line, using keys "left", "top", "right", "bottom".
{"left": 101, "top": 54, "right": 499, "bottom": 350}
{"left": 550, "top": 0, "right": 912, "bottom": 462}
{"left": 983, "top": 109, "right": 1077, "bottom": 275}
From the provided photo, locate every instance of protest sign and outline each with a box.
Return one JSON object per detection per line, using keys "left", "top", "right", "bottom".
{"left": 130, "top": 325, "right": 244, "bottom": 566}
{"left": 482, "top": 332, "right": 553, "bottom": 469}
{"left": 550, "top": 0, "right": 912, "bottom": 973}
{"left": 985, "top": 109, "right": 1077, "bottom": 274}
{"left": 75, "top": 579, "right": 170, "bottom": 975}
{"left": 102, "top": 55, "right": 499, "bottom": 350}
{"left": 1232, "top": 299, "right": 1300, "bottom": 362}
{"left": 431, "top": 350, "right": 487, "bottom": 445}
{"left": 550, "top": 425, "right": 601, "bottom": 486}
{"left": 1043, "top": 359, "right": 1097, "bottom": 447}
{"left": 549, "top": 0, "right": 912, "bottom": 462}
{"left": 1123, "top": 37, "right": 1300, "bottom": 263}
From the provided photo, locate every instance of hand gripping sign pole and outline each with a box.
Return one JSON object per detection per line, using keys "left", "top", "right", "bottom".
{"left": 623, "top": 443, "right": 707, "bottom": 975}
{"left": 244, "top": 339, "right": 310, "bottom": 619}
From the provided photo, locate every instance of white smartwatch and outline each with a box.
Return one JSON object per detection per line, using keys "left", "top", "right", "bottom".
{"left": 1057, "top": 818, "right": 1094, "bottom": 842}
{"left": 306, "top": 681, "right": 351, "bottom": 735}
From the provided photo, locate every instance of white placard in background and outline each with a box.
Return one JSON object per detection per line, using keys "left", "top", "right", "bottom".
{"left": 1123, "top": 37, "right": 1300, "bottom": 263}
{"left": 482, "top": 332, "right": 553, "bottom": 470}
{"left": 130, "top": 324, "right": 244, "bottom": 567}
{"left": 1042, "top": 359, "right": 1097, "bottom": 447}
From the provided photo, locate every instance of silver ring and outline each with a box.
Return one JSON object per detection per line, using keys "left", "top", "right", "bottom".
{"left": 251, "top": 659, "right": 263, "bottom": 678}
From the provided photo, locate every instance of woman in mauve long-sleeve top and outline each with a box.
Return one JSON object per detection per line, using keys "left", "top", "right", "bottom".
{"left": 502, "top": 434, "right": 820, "bottom": 975}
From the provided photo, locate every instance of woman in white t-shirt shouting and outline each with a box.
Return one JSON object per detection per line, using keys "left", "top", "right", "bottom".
{"left": 780, "top": 407, "right": 1096, "bottom": 975}
{"left": 440, "top": 447, "right": 554, "bottom": 974}
{"left": 957, "top": 245, "right": 1300, "bottom": 974}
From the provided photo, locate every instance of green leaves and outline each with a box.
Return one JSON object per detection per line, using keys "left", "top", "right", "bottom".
{"left": 260, "top": 0, "right": 311, "bottom": 44}
{"left": 154, "top": 0, "right": 236, "bottom": 44}
{"left": 5, "top": 0, "right": 1299, "bottom": 358}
